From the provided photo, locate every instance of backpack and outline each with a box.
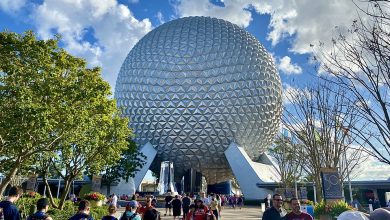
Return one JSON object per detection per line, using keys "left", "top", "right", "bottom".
{"left": 102, "top": 216, "right": 118, "bottom": 220}
{"left": 29, "top": 213, "right": 49, "bottom": 220}
{"left": 120, "top": 212, "right": 137, "bottom": 220}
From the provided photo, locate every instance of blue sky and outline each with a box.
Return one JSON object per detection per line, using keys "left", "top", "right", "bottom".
{"left": 1, "top": 0, "right": 389, "bottom": 180}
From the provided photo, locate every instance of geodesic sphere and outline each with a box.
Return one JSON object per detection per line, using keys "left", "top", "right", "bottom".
{"left": 115, "top": 16, "right": 282, "bottom": 183}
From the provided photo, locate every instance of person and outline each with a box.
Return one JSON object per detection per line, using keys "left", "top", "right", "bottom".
{"left": 193, "top": 199, "right": 208, "bottom": 220}
{"left": 373, "top": 198, "right": 381, "bottom": 210}
{"left": 351, "top": 198, "right": 362, "bottom": 210}
{"left": 151, "top": 196, "right": 158, "bottom": 208}
{"left": 206, "top": 210, "right": 217, "bottom": 220}
{"left": 0, "top": 186, "right": 23, "bottom": 220}
{"left": 237, "top": 195, "right": 244, "bottom": 209}
{"left": 120, "top": 201, "right": 141, "bottom": 220}
{"left": 27, "top": 198, "right": 52, "bottom": 220}
{"left": 185, "top": 204, "right": 196, "bottom": 220}
{"left": 182, "top": 193, "right": 191, "bottom": 219}
{"left": 337, "top": 210, "right": 369, "bottom": 220}
{"left": 139, "top": 197, "right": 153, "bottom": 216}
{"left": 369, "top": 208, "right": 390, "bottom": 220}
{"left": 164, "top": 193, "right": 173, "bottom": 216}
{"left": 171, "top": 195, "right": 182, "bottom": 220}
{"left": 262, "top": 194, "right": 287, "bottom": 220}
{"left": 264, "top": 194, "right": 272, "bottom": 209}
{"left": 387, "top": 199, "right": 390, "bottom": 207}
{"left": 209, "top": 195, "right": 219, "bottom": 219}
{"left": 101, "top": 204, "right": 118, "bottom": 220}
{"left": 111, "top": 193, "right": 118, "bottom": 208}
{"left": 285, "top": 198, "right": 313, "bottom": 220}
{"left": 68, "top": 200, "right": 94, "bottom": 220}
{"left": 201, "top": 192, "right": 210, "bottom": 206}
{"left": 143, "top": 208, "right": 161, "bottom": 220}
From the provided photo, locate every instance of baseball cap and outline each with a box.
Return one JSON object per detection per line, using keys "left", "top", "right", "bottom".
{"left": 127, "top": 200, "right": 138, "bottom": 208}
{"left": 370, "top": 208, "right": 390, "bottom": 220}
{"left": 337, "top": 211, "right": 368, "bottom": 220}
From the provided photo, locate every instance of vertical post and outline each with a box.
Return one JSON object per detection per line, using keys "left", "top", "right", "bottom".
{"left": 294, "top": 176, "right": 298, "bottom": 198}
{"left": 343, "top": 127, "right": 353, "bottom": 204}
{"left": 190, "top": 168, "right": 193, "bottom": 193}
{"left": 57, "top": 177, "right": 61, "bottom": 199}
{"left": 43, "top": 185, "right": 46, "bottom": 197}
{"left": 313, "top": 182, "right": 317, "bottom": 204}
{"left": 343, "top": 150, "right": 353, "bottom": 203}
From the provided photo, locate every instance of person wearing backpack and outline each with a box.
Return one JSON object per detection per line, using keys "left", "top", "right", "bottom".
{"left": 101, "top": 205, "right": 118, "bottom": 220}
{"left": 0, "top": 186, "right": 23, "bottom": 220}
{"left": 68, "top": 200, "right": 94, "bottom": 220}
{"left": 27, "top": 198, "right": 52, "bottom": 220}
{"left": 120, "top": 201, "right": 141, "bottom": 220}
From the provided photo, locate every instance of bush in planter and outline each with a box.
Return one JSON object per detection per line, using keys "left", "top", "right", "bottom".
{"left": 314, "top": 200, "right": 353, "bottom": 218}
{"left": 84, "top": 192, "right": 106, "bottom": 201}
{"left": 16, "top": 192, "right": 43, "bottom": 218}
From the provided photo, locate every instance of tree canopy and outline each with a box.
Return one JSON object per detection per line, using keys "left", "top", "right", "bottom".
{"left": 0, "top": 31, "right": 133, "bottom": 205}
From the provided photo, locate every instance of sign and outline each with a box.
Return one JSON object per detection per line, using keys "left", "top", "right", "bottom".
{"left": 321, "top": 168, "right": 343, "bottom": 200}
{"left": 285, "top": 188, "right": 295, "bottom": 199}
{"left": 300, "top": 187, "right": 308, "bottom": 200}
{"left": 25, "top": 174, "right": 37, "bottom": 192}
{"left": 91, "top": 175, "right": 102, "bottom": 192}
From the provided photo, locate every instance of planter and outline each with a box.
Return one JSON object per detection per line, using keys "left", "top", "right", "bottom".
{"left": 89, "top": 200, "right": 103, "bottom": 207}
{"left": 319, "top": 215, "right": 332, "bottom": 220}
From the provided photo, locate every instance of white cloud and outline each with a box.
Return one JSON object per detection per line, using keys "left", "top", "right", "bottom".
{"left": 0, "top": 0, "right": 26, "bottom": 12}
{"left": 172, "top": 0, "right": 370, "bottom": 56}
{"left": 31, "top": 0, "right": 152, "bottom": 91}
{"left": 156, "top": 11, "right": 165, "bottom": 24}
{"left": 278, "top": 56, "right": 302, "bottom": 75}
{"left": 354, "top": 156, "right": 390, "bottom": 180}
{"left": 173, "top": 0, "right": 255, "bottom": 27}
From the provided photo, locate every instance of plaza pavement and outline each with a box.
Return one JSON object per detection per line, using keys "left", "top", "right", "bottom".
{"left": 115, "top": 206, "right": 263, "bottom": 220}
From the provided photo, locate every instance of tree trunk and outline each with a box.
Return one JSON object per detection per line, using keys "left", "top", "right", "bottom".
{"left": 58, "top": 177, "right": 72, "bottom": 210}
{"left": 43, "top": 175, "right": 58, "bottom": 208}
{"left": 107, "top": 182, "right": 111, "bottom": 195}
{"left": 0, "top": 163, "right": 20, "bottom": 196}
{"left": 315, "top": 174, "right": 323, "bottom": 201}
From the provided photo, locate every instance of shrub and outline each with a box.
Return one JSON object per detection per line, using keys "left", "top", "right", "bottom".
{"left": 314, "top": 200, "right": 353, "bottom": 218}
{"left": 84, "top": 192, "right": 106, "bottom": 201}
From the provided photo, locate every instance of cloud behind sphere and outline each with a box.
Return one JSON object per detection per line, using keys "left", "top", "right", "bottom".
{"left": 115, "top": 17, "right": 282, "bottom": 183}
{"left": 31, "top": 0, "right": 152, "bottom": 90}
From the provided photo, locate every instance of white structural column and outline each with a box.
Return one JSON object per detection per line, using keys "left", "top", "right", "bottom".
{"left": 224, "top": 142, "right": 276, "bottom": 200}
{"left": 133, "top": 142, "right": 157, "bottom": 189}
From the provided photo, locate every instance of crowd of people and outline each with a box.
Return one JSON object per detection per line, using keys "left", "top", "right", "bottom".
{"left": 2, "top": 190, "right": 244, "bottom": 220}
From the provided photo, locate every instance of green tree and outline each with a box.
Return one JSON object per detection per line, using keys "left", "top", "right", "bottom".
{"left": 100, "top": 139, "right": 146, "bottom": 195}
{"left": 0, "top": 31, "right": 69, "bottom": 195}
{"left": 0, "top": 31, "right": 132, "bottom": 207}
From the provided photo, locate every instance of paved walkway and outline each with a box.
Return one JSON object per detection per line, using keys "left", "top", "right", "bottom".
{"left": 116, "top": 206, "right": 262, "bottom": 219}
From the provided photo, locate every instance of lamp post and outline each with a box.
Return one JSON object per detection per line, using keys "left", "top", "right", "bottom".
{"left": 342, "top": 127, "right": 353, "bottom": 204}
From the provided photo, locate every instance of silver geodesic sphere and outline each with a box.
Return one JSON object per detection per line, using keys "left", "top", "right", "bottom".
{"left": 115, "top": 16, "right": 282, "bottom": 184}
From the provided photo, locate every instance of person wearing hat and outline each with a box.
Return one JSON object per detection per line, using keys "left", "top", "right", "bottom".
{"left": 27, "top": 198, "right": 52, "bottom": 220}
{"left": 193, "top": 199, "right": 208, "bottom": 220}
{"left": 369, "top": 208, "right": 390, "bottom": 220}
{"left": 120, "top": 200, "right": 141, "bottom": 220}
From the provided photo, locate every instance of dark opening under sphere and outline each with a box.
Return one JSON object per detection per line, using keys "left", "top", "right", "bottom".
{"left": 115, "top": 16, "right": 282, "bottom": 184}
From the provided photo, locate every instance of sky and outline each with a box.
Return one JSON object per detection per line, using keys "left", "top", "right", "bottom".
{"left": 1, "top": 0, "right": 389, "bottom": 181}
